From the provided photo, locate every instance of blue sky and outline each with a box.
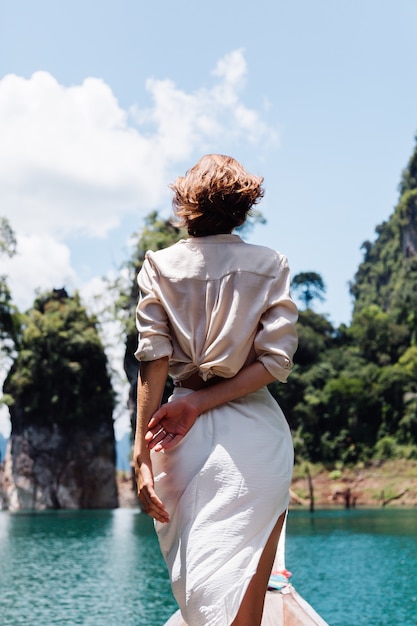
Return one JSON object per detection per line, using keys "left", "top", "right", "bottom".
{"left": 2, "top": 0, "right": 417, "bottom": 321}
{"left": 1, "top": 1, "right": 417, "bottom": 435}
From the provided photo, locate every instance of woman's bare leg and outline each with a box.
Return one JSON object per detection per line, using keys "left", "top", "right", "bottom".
{"left": 230, "top": 511, "right": 286, "bottom": 626}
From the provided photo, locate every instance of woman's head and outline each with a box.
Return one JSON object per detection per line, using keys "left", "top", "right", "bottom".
{"left": 170, "top": 154, "right": 264, "bottom": 236}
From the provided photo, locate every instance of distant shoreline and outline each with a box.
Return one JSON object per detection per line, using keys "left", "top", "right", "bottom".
{"left": 116, "top": 459, "right": 417, "bottom": 510}
{"left": 2, "top": 457, "right": 416, "bottom": 511}
{"left": 290, "top": 459, "right": 417, "bottom": 509}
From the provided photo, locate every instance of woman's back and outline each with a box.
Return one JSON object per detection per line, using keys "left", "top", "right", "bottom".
{"left": 136, "top": 233, "right": 297, "bottom": 382}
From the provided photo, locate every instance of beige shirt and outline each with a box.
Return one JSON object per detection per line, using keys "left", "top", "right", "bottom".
{"left": 135, "top": 233, "right": 298, "bottom": 383}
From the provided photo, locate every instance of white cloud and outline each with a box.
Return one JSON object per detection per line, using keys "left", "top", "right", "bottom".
{"left": 139, "top": 49, "right": 276, "bottom": 157}
{"left": 0, "top": 49, "right": 276, "bottom": 244}
{"left": 212, "top": 49, "right": 248, "bottom": 87}
{"left": 0, "top": 49, "right": 277, "bottom": 313}
{"left": 2, "top": 234, "right": 77, "bottom": 311}
{"left": 0, "top": 71, "right": 162, "bottom": 239}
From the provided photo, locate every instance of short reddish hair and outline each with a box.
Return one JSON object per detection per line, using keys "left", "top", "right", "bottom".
{"left": 170, "top": 154, "right": 264, "bottom": 236}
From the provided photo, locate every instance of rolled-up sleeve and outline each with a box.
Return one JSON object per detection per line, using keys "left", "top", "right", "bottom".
{"left": 254, "top": 254, "right": 298, "bottom": 382}
{"left": 134, "top": 253, "right": 173, "bottom": 362}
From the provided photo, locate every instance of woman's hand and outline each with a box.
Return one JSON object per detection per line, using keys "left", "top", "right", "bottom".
{"left": 134, "top": 455, "right": 170, "bottom": 523}
{"left": 146, "top": 396, "right": 200, "bottom": 451}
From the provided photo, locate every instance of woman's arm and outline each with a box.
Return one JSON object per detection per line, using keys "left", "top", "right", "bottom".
{"left": 134, "top": 357, "right": 170, "bottom": 522}
{"left": 146, "top": 361, "right": 275, "bottom": 451}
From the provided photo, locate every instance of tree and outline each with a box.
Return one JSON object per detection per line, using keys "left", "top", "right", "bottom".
{"left": 0, "top": 217, "right": 17, "bottom": 258}
{"left": 0, "top": 218, "right": 20, "bottom": 355}
{"left": 293, "top": 309, "right": 334, "bottom": 366}
{"left": 399, "top": 133, "right": 417, "bottom": 196}
{"left": 291, "top": 272, "right": 326, "bottom": 310}
{"left": 4, "top": 288, "right": 114, "bottom": 432}
{"left": 0, "top": 280, "right": 20, "bottom": 352}
{"left": 349, "top": 304, "right": 409, "bottom": 365}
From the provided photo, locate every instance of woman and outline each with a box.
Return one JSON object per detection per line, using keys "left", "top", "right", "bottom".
{"left": 134, "top": 154, "right": 298, "bottom": 626}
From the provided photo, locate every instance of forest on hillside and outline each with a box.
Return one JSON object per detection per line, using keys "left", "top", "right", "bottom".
{"left": 1, "top": 138, "right": 417, "bottom": 467}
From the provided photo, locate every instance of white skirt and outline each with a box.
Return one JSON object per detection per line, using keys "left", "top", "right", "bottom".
{"left": 152, "top": 386, "right": 294, "bottom": 626}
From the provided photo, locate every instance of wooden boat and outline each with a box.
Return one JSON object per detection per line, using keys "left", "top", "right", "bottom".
{"left": 163, "top": 515, "right": 329, "bottom": 626}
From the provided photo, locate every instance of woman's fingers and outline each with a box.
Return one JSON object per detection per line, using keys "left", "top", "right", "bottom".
{"left": 145, "top": 424, "right": 164, "bottom": 441}
{"left": 160, "top": 433, "right": 179, "bottom": 450}
{"left": 148, "top": 497, "right": 170, "bottom": 523}
{"left": 139, "top": 486, "right": 169, "bottom": 523}
{"left": 151, "top": 433, "right": 179, "bottom": 452}
{"left": 146, "top": 398, "right": 199, "bottom": 450}
{"left": 147, "top": 427, "right": 179, "bottom": 451}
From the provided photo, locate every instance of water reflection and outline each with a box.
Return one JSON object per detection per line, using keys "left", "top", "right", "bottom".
{"left": 0, "top": 509, "right": 176, "bottom": 626}
{"left": 287, "top": 508, "right": 417, "bottom": 537}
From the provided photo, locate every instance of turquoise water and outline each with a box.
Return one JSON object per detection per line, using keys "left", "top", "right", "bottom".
{"left": 0, "top": 508, "right": 416, "bottom": 626}
{"left": 286, "top": 509, "right": 417, "bottom": 626}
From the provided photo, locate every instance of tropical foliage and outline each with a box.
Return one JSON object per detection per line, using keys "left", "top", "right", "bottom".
{"left": 0, "top": 218, "right": 20, "bottom": 354}
{"left": 269, "top": 138, "right": 417, "bottom": 464}
{"left": 3, "top": 289, "right": 114, "bottom": 433}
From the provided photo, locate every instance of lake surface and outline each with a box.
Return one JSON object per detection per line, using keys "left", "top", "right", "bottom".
{"left": 0, "top": 508, "right": 416, "bottom": 626}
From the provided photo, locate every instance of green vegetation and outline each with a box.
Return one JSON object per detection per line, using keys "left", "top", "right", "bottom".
{"left": 268, "top": 138, "right": 417, "bottom": 465}
{"left": 291, "top": 272, "right": 326, "bottom": 310}
{"left": 0, "top": 218, "right": 20, "bottom": 355}
{"left": 3, "top": 289, "right": 114, "bottom": 433}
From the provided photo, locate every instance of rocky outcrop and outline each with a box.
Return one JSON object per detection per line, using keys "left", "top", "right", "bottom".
{"left": 1, "top": 423, "right": 118, "bottom": 511}
{"left": 1, "top": 288, "right": 118, "bottom": 511}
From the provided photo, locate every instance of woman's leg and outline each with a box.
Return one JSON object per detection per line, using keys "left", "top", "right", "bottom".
{"left": 230, "top": 511, "right": 286, "bottom": 626}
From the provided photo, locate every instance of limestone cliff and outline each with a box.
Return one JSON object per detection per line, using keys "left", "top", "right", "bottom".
{"left": 2, "top": 423, "right": 117, "bottom": 511}
{"left": 350, "top": 142, "right": 417, "bottom": 328}
{"left": 1, "top": 289, "right": 118, "bottom": 511}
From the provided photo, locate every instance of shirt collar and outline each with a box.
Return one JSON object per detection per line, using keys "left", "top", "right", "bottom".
{"left": 182, "top": 233, "right": 243, "bottom": 244}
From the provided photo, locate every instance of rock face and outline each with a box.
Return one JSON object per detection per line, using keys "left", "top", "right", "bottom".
{"left": 1, "top": 423, "right": 118, "bottom": 511}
